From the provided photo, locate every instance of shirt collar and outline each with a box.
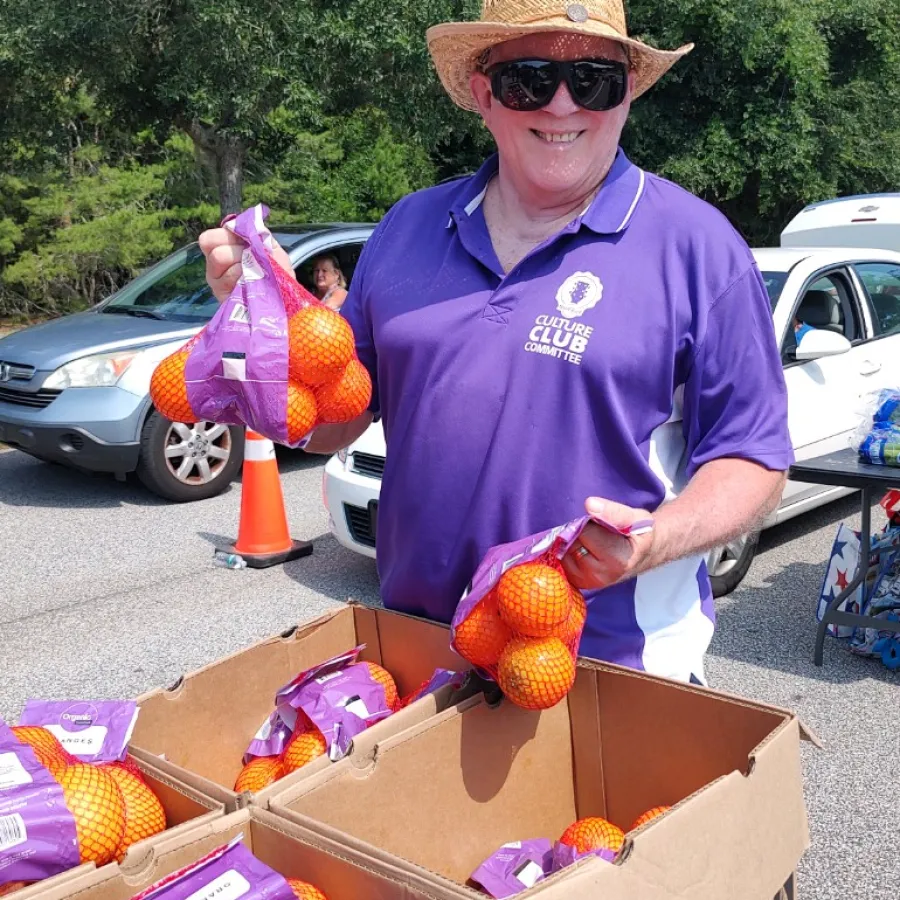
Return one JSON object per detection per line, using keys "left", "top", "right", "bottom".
{"left": 446, "top": 148, "right": 646, "bottom": 235}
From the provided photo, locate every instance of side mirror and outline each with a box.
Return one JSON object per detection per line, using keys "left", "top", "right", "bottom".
{"left": 795, "top": 329, "right": 852, "bottom": 361}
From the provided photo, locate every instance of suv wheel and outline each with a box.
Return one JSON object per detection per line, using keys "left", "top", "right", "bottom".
{"left": 136, "top": 411, "right": 244, "bottom": 502}
{"left": 706, "top": 531, "right": 760, "bottom": 598}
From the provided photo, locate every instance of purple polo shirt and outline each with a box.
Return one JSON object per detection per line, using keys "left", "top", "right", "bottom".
{"left": 341, "top": 148, "right": 793, "bottom": 683}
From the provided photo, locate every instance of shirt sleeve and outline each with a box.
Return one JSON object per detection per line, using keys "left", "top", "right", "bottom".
{"left": 340, "top": 203, "right": 402, "bottom": 420}
{"left": 682, "top": 263, "right": 795, "bottom": 480}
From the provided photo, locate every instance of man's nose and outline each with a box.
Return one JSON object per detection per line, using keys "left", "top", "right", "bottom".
{"left": 543, "top": 80, "right": 581, "bottom": 116}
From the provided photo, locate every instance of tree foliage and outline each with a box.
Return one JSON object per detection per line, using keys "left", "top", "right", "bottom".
{"left": 1, "top": 0, "right": 899, "bottom": 317}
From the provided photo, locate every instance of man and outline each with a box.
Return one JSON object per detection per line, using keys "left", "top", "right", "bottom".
{"left": 200, "top": 0, "right": 794, "bottom": 685}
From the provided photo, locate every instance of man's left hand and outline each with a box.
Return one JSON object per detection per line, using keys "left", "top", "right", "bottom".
{"left": 562, "top": 497, "right": 655, "bottom": 591}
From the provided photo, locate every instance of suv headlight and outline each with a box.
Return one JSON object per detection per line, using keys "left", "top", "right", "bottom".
{"left": 44, "top": 351, "right": 139, "bottom": 390}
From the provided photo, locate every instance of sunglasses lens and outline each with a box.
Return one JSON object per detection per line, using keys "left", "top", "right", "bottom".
{"left": 493, "top": 61, "right": 559, "bottom": 111}
{"left": 570, "top": 62, "right": 627, "bottom": 111}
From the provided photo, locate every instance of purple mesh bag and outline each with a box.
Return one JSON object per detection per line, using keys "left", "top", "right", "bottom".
{"left": 182, "top": 204, "right": 318, "bottom": 448}
{"left": 130, "top": 838, "right": 295, "bottom": 900}
{"left": 272, "top": 647, "right": 393, "bottom": 761}
{"left": 18, "top": 700, "right": 138, "bottom": 764}
{"left": 0, "top": 720, "right": 79, "bottom": 887}
{"left": 470, "top": 840, "right": 554, "bottom": 898}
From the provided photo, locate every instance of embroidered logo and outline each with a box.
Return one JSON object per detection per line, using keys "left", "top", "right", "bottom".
{"left": 523, "top": 272, "right": 601, "bottom": 367}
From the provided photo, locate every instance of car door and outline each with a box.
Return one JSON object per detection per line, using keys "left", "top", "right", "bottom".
{"left": 779, "top": 265, "right": 872, "bottom": 506}
{"left": 849, "top": 260, "right": 900, "bottom": 395}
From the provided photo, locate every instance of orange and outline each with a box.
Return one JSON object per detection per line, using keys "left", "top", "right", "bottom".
{"left": 287, "top": 382, "right": 318, "bottom": 443}
{"left": 281, "top": 726, "right": 327, "bottom": 774}
{"left": 285, "top": 879, "right": 328, "bottom": 900}
{"left": 234, "top": 756, "right": 284, "bottom": 793}
{"left": 314, "top": 359, "right": 372, "bottom": 424}
{"left": 150, "top": 351, "right": 195, "bottom": 422}
{"left": 497, "top": 636, "right": 576, "bottom": 711}
{"left": 57, "top": 763, "right": 126, "bottom": 866}
{"left": 360, "top": 661, "right": 400, "bottom": 711}
{"left": 454, "top": 590, "right": 512, "bottom": 670}
{"left": 555, "top": 588, "right": 587, "bottom": 650}
{"left": 0, "top": 883, "right": 30, "bottom": 897}
{"left": 288, "top": 306, "right": 355, "bottom": 386}
{"left": 11, "top": 725, "right": 74, "bottom": 778}
{"left": 560, "top": 817, "right": 625, "bottom": 854}
{"left": 103, "top": 764, "right": 167, "bottom": 862}
{"left": 497, "top": 562, "right": 572, "bottom": 637}
{"left": 629, "top": 805, "right": 670, "bottom": 831}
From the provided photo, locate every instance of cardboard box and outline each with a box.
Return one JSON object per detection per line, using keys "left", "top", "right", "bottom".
{"left": 6, "top": 754, "right": 224, "bottom": 900}
{"left": 22, "top": 808, "right": 454, "bottom": 900}
{"left": 129, "top": 603, "right": 476, "bottom": 810}
{"left": 267, "top": 659, "right": 817, "bottom": 900}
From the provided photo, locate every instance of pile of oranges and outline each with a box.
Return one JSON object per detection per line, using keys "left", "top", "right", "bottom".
{"left": 233, "top": 660, "right": 405, "bottom": 794}
{"left": 9, "top": 726, "right": 167, "bottom": 876}
{"left": 454, "top": 555, "right": 586, "bottom": 710}
{"left": 150, "top": 265, "right": 370, "bottom": 442}
{"left": 559, "top": 806, "right": 671, "bottom": 855}
{"left": 284, "top": 878, "right": 328, "bottom": 900}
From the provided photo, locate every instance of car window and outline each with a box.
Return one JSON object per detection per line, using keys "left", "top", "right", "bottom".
{"left": 855, "top": 262, "right": 900, "bottom": 338}
{"left": 781, "top": 270, "right": 861, "bottom": 363}
{"left": 760, "top": 271, "right": 788, "bottom": 311}
{"left": 295, "top": 243, "right": 366, "bottom": 297}
{"left": 101, "top": 245, "right": 219, "bottom": 323}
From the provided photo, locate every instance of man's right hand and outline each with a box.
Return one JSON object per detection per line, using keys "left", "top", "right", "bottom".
{"left": 198, "top": 227, "right": 296, "bottom": 303}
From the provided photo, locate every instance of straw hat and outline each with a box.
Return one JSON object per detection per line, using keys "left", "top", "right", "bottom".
{"left": 427, "top": 0, "right": 694, "bottom": 111}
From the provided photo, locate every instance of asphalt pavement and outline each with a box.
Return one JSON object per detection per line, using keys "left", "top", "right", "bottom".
{"left": 0, "top": 447, "right": 898, "bottom": 899}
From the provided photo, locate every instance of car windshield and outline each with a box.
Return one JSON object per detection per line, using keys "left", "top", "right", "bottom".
{"left": 100, "top": 244, "right": 218, "bottom": 323}
{"left": 761, "top": 271, "right": 789, "bottom": 311}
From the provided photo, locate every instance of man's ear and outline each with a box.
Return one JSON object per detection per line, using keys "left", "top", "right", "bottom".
{"left": 469, "top": 71, "right": 494, "bottom": 117}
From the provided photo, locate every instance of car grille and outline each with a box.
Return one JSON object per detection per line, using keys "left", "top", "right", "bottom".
{"left": 0, "top": 385, "right": 61, "bottom": 409}
{"left": 344, "top": 503, "right": 377, "bottom": 548}
{"left": 352, "top": 452, "right": 385, "bottom": 479}
{"left": 0, "top": 361, "right": 36, "bottom": 381}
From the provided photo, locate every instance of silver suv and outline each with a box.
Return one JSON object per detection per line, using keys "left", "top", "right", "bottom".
{"left": 0, "top": 224, "right": 374, "bottom": 501}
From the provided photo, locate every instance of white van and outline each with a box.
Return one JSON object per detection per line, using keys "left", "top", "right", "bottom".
{"left": 781, "top": 193, "right": 900, "bottom": 251}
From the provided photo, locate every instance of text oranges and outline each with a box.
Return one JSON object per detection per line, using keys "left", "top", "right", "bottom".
{"left": 289, "top": 306, "right": 355, "bottom": 386}
{"left": 560, "top": 817, "right": 625, "bottom": 854}
{"left": 314, "top": 359, "right": 372, "bottom": 424}
{"left": 497, "top": 636, "right": 576, "bottom": 711}
{"left": 234, "top": 756, "right": 284, "bottom": 793}
{"left": 454, "top": 590, "right": 512, "bottom": 670}
{"left": 57, "top": 763, "right": 127, "bottom": 866}
{"left": 150, "top": 351, "right": 195, "bottom": 423}
{"left": 285, "top": 879, "right": 328, "bottom": 900}
{"left": 497, "top": 562, "right": 572, "bottom": 637}
{"left": 104, "top": 764, "right": 167, "bottom": 862}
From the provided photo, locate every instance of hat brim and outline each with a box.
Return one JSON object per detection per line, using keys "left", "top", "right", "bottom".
{"left": 426, "top": 19, "right": 693, "bottom": 111}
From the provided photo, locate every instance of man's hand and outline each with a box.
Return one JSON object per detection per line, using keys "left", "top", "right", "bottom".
{"left": 563, "top": 458, "right": 787, "bottom": 591}
{"left": 198, "top": 227, "right": 295, "bottom": 302}
{"left": 563, "top": 498, "right": 655, "bottom": 591}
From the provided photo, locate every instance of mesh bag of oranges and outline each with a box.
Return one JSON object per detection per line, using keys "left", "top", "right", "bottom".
{"left": 1, "top": 715, "right": 169, "bottom": 894}
{"left": 149, "top": 204, "right": 371, "bottom": 446}
{"left": 129, "top": 837, "right": 328, "bottom": 900}
{"left": 451, "top": 515, "right": 651, "bottom": 711}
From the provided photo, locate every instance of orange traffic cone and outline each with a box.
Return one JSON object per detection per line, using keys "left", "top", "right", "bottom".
{"left": 216, "top": 429, "right": 313, "bottom": 568}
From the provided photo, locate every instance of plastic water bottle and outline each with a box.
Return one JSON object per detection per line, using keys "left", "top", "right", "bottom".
{"left": 213, "top": 551, "right": 248, "bottom": 570}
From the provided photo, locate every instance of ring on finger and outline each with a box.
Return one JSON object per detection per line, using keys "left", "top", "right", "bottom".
{"left": 574, "top": 545, "right": 590, "bottom": 560}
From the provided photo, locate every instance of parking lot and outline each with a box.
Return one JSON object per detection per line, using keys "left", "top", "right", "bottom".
{"left": 1, "top": 446, "right": 898, "bottom": 899}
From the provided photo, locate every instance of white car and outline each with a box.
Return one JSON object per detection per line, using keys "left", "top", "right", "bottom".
{"left": 324, "top": 245, "right": 900, "bottom": 596}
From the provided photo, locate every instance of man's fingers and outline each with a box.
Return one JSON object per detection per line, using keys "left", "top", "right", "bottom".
{"left": 198, "top": 227, "right": 243, "bottom": 257}
{"left": 206, "top": 243, "right": 244, "bottom": 280}
{"left": 585, "top": 496, "right": 645, "bottom": 530}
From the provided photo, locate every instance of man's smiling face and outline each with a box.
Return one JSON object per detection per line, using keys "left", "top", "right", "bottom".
{"left": 470, "top": 32, "right": 634, "bottom": 203}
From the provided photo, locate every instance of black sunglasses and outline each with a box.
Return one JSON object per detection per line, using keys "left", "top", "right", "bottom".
{"left": 485, "top": 58, "right": 628, "bottom": 112}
